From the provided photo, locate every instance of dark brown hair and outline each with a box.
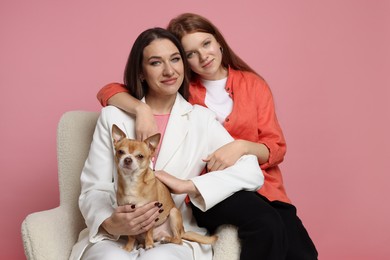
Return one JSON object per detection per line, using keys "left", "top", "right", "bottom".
{"left": 124, "top": 27, "right": 190, "bottom": 100}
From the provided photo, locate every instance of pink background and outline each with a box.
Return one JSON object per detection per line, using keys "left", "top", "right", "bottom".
{"left": 1, "top": 0, "right": 389, "bottom": 259}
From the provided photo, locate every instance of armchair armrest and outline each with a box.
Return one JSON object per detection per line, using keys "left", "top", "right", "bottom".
{"left": 21, "top": 205, "right": 85, "bottom": 260}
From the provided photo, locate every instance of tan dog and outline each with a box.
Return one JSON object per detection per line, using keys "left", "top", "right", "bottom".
{"left": 112, "top": 124, "right": 217, "bottom": 251}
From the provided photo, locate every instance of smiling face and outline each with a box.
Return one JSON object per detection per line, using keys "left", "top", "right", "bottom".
{"left": 141, "top": 38, "right": 184, "bottom": 100}
{"left": 181, "top": 32, "right": 227, "bottom": 80}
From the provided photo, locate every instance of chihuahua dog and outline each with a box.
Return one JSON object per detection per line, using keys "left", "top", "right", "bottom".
{"left": 112, "top": 124, "right": 217, "bottom": 251}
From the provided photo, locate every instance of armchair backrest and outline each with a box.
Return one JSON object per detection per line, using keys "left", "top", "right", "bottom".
{"left": 57, "top": 110, "right": 99, "bottom": 212}
{"left": 57, "top": 111, "right": 99, "bottom": 206}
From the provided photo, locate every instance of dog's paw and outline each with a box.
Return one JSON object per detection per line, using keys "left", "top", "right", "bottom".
{"left": 145, "top": 243, "right": 155, "bottom": 250}
{"left": 171, "top": 236, "right": 183, "bottom": 245}
{"left": 122, "top": 245, "right": 134, "bottom": 252}
{"left": 160, "top": 236, "right": 182, "bottom": 245}
{"left": 160, "top": 236, "right": 173, "bottom": 244}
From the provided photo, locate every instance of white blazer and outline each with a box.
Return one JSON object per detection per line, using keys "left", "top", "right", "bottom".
{"left": 70, "top": 94, "right": 264, "bottom": 260}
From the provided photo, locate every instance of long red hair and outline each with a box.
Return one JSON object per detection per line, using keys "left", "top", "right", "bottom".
{"left": 167, "top": 13, "right": 263, "bottom": 80}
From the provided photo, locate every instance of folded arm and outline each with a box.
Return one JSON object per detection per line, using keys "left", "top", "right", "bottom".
{"left": 97, "top": 83, "right": 158, "bottom": 140}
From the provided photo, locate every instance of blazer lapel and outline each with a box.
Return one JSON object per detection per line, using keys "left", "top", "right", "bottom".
{"left": 155, "top": 94, "right": 192, "bottom": 170}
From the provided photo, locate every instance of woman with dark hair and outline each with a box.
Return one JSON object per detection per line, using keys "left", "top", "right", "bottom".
{"left": 70, "top": 27, "right": 263, "bottom": 260}
{"left": 123, "top": 27, "right": 190, "bottom": 100}
{"left": 97, "top": 13, "right": 318, "bottom": 260}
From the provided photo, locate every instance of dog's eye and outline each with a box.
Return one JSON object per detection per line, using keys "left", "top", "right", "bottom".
{"left": 136, "top": 154, "right": 144, "bottom": 159}
{"left": 118, "top": 150, "right": 125, "bottom": 155}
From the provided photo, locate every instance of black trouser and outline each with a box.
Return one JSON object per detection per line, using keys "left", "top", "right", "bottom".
{"left": 191, "top": 191, "right": 318, "bottom": 260}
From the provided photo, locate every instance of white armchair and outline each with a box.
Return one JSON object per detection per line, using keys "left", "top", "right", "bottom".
{"left": 21, "top": 111, "right": 240, "bottom": 260}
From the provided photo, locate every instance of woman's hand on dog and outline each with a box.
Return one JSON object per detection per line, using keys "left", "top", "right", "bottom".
{"left": 101, "top": 201, "right": 162, "bottom": 236}
{"left": 155, "top": 170, "right": 199, "bottom": 196}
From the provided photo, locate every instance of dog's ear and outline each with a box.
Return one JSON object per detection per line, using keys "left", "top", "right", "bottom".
{"left": 112, "top": 124, "right": 126, "bottom": 144}
{"left": 144, "top": 133, "right": 161, "bottom": 153}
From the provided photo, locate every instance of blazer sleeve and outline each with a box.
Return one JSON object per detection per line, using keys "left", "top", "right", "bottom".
{"left": 189, "top": 111, "right": 264, "bottom": 211}
{"left": 97, "top": 83, "right": 128, "bottom": 107}
{"left": 78, "top": 108, "right": 120, "bottom": 242}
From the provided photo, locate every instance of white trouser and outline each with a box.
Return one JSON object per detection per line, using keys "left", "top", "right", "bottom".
{"left": 81, "top": 238, "right": 194, "bottom": 260}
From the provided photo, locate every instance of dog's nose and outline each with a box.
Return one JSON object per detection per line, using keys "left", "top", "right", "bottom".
{"left": 124, "top": 157, "right": 133, "bottom": 165}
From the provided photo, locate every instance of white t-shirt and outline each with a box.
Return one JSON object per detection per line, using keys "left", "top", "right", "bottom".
{"left": 202, "top": 77, "right": 233, "bottom": 124}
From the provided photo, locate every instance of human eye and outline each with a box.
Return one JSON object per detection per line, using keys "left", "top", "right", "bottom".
{"left": 203, "top": 40, "right": 211, "bottom": 47}
{"left": 186, "top": 51, "right": 195, "bottom": 59}
{"left": 149, "top": 60, "right": 161, "bottom": 66}
{"left": 172, "top": 56, "right": 181, "bottom": 63}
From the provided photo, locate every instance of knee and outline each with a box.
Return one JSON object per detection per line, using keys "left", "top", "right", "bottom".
{"left": 82, "top": 243, "right": 131, "bottom": 260}
{"left": 139, "top": 244, "right": 193, "bottom": 260}
{"left": 97, "top": 250, "right": 129, "bottom": 260}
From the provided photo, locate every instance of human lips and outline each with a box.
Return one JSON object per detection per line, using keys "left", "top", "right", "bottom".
{"left": 161, "top": 77, "right": 178, "bottom": 85}
{"left": 202, "top": 59, "right": 214, "bottom": 68}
